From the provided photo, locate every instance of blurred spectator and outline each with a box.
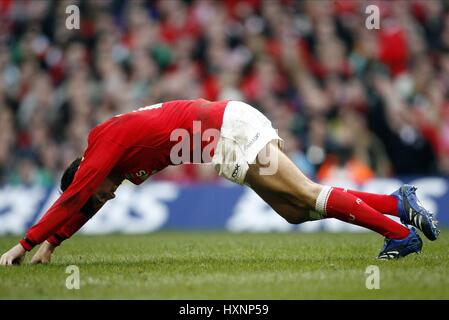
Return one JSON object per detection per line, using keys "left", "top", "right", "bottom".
{"left": 316, "top": 145, "right": 375, "bottom": 185}
{"left": 0, "top": 0, "right": 448, "bottom": 187}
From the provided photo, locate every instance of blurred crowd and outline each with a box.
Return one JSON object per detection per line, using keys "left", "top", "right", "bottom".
{"left": 1, "top": 0, "right": 449, "bottom": 187}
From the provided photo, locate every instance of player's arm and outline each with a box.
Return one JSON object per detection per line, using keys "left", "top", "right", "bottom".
{"left": 0, "top": 140, "right": 124, "bottom": 265}
{"left": 30, "top": 195, "right": 110, "bottom": 264}
{"left": 0, "top": 166, "right": 104, "bottom": 265}
{"left": 30, "top": 210, "right": 96, "bottom": 264}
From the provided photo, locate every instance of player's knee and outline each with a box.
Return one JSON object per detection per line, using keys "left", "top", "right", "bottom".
{"left": 285, "top": 217, "right": 305, "bottom": 224}
{"left": 290, "top": 182, "right": 322, "bottom": 209}
{"left": 284, "top": 213, "right": 307, "bottom": 225}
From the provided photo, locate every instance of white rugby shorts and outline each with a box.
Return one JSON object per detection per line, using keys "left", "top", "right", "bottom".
{"left": 212, "top": 101, "right": 283, "bottom": 185}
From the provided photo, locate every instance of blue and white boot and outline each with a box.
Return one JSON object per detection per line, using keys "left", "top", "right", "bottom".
{"left": 378, "top": 227, "right": 423, "bottom": 260}
{"left": 391, "top": 185, "right": 440, "bottom": 241}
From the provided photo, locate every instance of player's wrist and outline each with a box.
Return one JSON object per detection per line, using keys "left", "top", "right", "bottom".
{"left": 42, "top": 240, "right": 57, "bottom": 252}
{"left": 19, "top": 237, "right": 36, "bottom": 252}
{"left": 46, "top": 234, "right": 66, "bottom": 247}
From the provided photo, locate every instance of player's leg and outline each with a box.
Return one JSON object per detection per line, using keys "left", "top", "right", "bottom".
{"left": 249, "top": 179, "right": 311, "bottom": 225}
{"left": 239, "top": 142, "right": 399, "bottom": 223}
{"left": 244, "top": 141, "right": 411, "bottom": 240}
{"left": 330, "top": 186, "right": 439, "bottom": 241}
{"left": 332, "top": 188, "right": 399, "bottom": 217}
{"left": 212, "top": 100, "right": 427, "bottom": 258}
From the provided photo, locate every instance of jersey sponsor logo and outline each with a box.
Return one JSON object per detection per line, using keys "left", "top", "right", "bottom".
{"left": 245, "top": 132, "right": 260, "bottom": 150}
{"left": 125, "top": 169, "right": 152, "bottom": 181}
{"left": 136, "top": 170, "right": 149, "bottom": 181}
{"left": 124, "top": 173, "right": 133, "bottom": 180}
{"left": 232, "top": 164, "right": 241, "bottom": 179}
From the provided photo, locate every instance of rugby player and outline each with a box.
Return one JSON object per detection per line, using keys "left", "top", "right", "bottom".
{"left": 0, "top": 99, "right": 440, "bottom": 265}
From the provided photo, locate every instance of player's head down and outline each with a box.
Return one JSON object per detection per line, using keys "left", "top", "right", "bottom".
{"left": 61, "top": 157, "right": 82, "bottom": 193}
{"left": 61, "top": 158, "right": 122, "bottom": 217}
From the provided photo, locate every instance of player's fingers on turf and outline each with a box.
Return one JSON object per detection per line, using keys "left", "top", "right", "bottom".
{"left": 4, "top": 256, "right": 13, "bottom": 265}
{"left": 30, "top": 254, "right": 38, "bottom": 263}
{"left": 30, "top": 254, "right": 42, "bottom": 264}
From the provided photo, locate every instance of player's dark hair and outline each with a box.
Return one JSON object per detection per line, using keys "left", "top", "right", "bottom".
{"left": 60, "top": 157, "right": 97, "bottom": 218}
{"left": 60, "top": 157, "right": 82, "bottom": 192}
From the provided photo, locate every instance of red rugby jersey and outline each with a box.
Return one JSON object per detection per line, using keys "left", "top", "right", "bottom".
{"left": 19, "top": 99, "right": 228, "bottom": 250}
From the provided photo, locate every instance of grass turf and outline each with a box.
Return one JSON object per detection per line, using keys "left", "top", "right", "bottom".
{"left": 0, "top": 231, "right": 448, "bottom": 299}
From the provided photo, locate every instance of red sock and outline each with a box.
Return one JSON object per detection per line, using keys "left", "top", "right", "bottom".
{"left": 316, "top": 187, "right": 409, "bottom": 239}
{"left": 334, "top": 188, "right": 399, "bottom": 216}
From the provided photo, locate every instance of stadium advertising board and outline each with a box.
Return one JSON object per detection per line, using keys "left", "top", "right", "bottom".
{"left": 0, "top": 177, "right": 447, "bottom": 235}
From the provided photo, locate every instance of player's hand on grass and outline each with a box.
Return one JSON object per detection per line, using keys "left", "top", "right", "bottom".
{"left": 31, "top": 241, "right": 56, "bottom": 265}
{"left": 0, "top": 243, "right": 26, "bottom": 266}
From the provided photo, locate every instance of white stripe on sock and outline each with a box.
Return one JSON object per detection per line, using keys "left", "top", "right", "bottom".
{"left": 315, "top": 186, "right": 333, "bottom": 215}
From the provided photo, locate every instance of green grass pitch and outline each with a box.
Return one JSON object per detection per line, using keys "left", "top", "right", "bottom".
{"left": 1, "top": 231, "right": 448, "bottom": 299}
